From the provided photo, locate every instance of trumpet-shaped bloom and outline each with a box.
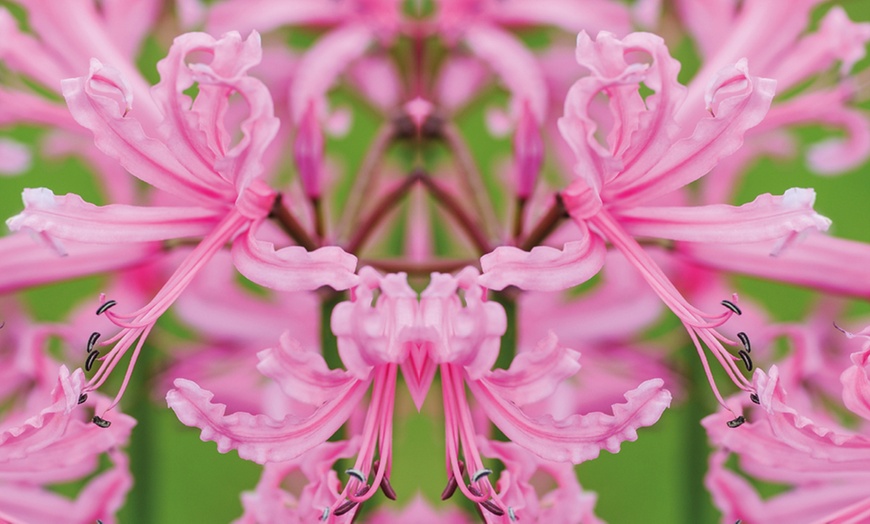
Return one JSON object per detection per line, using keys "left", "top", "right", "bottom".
{"left": 168, "top": 267, "right": 670, "bottom": 520}
{"left": 7, "top": 31, "right": 358, "bottom": 424}
{"left": 480, "top": 31, "right": 830, "bottom": 411}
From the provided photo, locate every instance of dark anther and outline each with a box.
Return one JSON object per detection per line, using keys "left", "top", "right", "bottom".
{"left": 727, "top": 416, "right": 746, "bottom": 428}
{"left": 737, "top": 331, "right": 751, "bottom": 352}
{"left": 333, "top": 500, "right": 358, "bottom": 517}
{"left": 85, "top": 350, "right": 100, "bottom": 372}
{"left": 380, "top": 475, "right": 397, "bottom": 500}
{"left": 441, "top": 474, "right": 459, "bottom": 500}
{"left": 97, "top": 521, "right": 104, "bottom": 524}
{"left": 480, "top": 499, "right": 505, "bottom": 517}
{"left": 95, "top": 300, "right": 117, "bottom": 315}
{"left": 78, "top": 393, "right": 88, "bottom": 405}
{"left": 721, "top": 300, "right": 742, "bottom": 315}
{"left": 92, "top": 416, "right": 112, "bottom": 428}
{"left": 508, "top": 507, "right": 518, "bottom": 521}
{"left": 87, "top": 332, "right": 100, "bottom": 353}
{"left": 421, "top": 115, "right": 444, "bottom": 139}
{"left": 738, "top": 349, "right": 753, "bottom": 371}
{"left": 471, "top": 468, "right": 493, "bottom": 483}
{"left": 467, "top": 484, "right": 483, "bottom": 498}
{"left": 441, "top": 460, "right": 465, "bottom": 500}
{"left": 354, "top": 485, "right": 370, "bottom": 498}
{"left": 750, "top": 393, "right": 760, "bottom": 405}
{"left": 345, "top": 468, "right": 366, "bottom": 483}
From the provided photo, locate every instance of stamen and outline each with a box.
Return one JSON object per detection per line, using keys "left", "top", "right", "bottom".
{"left": 345, "top": 468, "right": 367, "bottom": 483}
{"left": 471, "top": 468, "right": 493, "bottom": 483}
{"left": 738, "top": 350, "right": 753, "bottom": 371}
{"left": 726, "top": 416, "right": 746, "bottom": 428}
{"left": 95, "top": 300, "right": 117, "bottom": 315}
{"left": 721, "top": 300, "right": 742, "bottom": 315}
{"left": 467, "top": 484, "right": 483, "bottom": 497}
{"left": 321, "top": 507, "right": 329, "bottom": 521}
{"left": 441, "top": 460, "right": 465, "bottom": 500}
{"left": 78, "top": 393, "right": 88, "bottom": 404}
{"left": 334, "top": 500, "right": 358, "bottom": 517}
{"left": 380, "top": 474, "right": 397, "bottom": 500}
{"left": 335, "top": 485, "right": 369, "bottom": 517}
{"left": 92, "top": 416, "right": 112, "bottom": 428}
{"left": 509, "top": 507, "right": 517, "bottom": 521}
{"left": 87, "top": 332, "right": 100, "bottom": 352}
{"left": 85, "top": 350, "right": 100, "bottom": 372}
{"left": 480, "top": 499, "right": 505, "bottom": 517}
{"left": 750, "top": 393, "right": 760, "bottom": 404}
{"left": 737, "top": 332, "right": 751, "bottom": 353}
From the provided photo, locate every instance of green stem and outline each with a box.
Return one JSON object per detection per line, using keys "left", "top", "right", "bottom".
{"left": 125, "top": 342, "right": 157, "bottom": 524}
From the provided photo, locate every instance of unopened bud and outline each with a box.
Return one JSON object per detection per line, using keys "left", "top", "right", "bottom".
{"left": 294, "top": 102, "right": 324, "bottom": 199}
{"left": 513, "top": 100, "right": 542, "bottom": 199}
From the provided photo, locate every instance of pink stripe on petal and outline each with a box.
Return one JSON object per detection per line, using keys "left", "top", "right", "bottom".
{"left": 482, "top": 332, "right": 581, "bottom": 406}
{"left": 7, "top": 188, "right": 223, "bottom": 243}
{"left": 232, "top": 228, "right": 359, "bottom": 291}
{"left": 617, "top": 189, "right": 831, "bottom": 244}
{"left": 62, "top": 60, "right": 228, "bottom": 204}
{"left": 0, "top": 234, "right": 159, "bottom": 293}
{"left": 841, "top": 346, "right": 870, "bottom": 422}
{"left": 616, "top": 59, "right": 776, "bottom": 205}
{"left": 679, "top": 233, "right": 870, "bottom": 300}
{"left": 464, "top": 24, "right": 547, "bottom": 123}
{"left": 167, "top": 378, "right": 369, "bottom": 464}
{"left": 256, "top": 333, "right": 359, "bottom": 407}
{"left": 470, "top": 377, "right": 671, "bottom": 463}
{"left": 479, "top": 234, "right": 606, "bottom": 291}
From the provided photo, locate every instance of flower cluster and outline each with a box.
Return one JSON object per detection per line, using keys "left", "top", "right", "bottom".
{"left": 0, "top": 0, "right": 869, "bottom": 522}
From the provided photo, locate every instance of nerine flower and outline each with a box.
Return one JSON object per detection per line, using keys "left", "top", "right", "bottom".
{"left": 480, "top": 31, "right": 831, "bottom": 413}
{"left": 0, "top": 310, "right": 135, "bottom": 524}
{"left": 167, "top": 267, "right": 670, "bottom": 520}
{"left": 6, "top": 31, "right": 358, "bottom": 425}
{"left": 704, "top": 322, "right": 870, "bottom": 524}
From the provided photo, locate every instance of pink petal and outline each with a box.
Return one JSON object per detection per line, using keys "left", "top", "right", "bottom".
{"left": 0, "top": 139, "right": 31, "bottom": 175}
{"left": 841, "top": 345, "right": 870, "bottom": 422}
{"left": 617, "top": 188, "right": 831, "bottom": 244}
{"left": 771, "top": 7, "right": 870, "bottom": 88}
{"left": 434, "top": 57, "right": 490, "bottom": 113}
{"left": 679, "top": 232, "right": 870, "bottom": 300}
{"left": 256, "top": 333, "right": 360, "bottom": 407}
{"left": 463, "top": 24, "right": 547, "bottom": 123}
{"left": 470, "top": 377, "right": 671, "bottom": 463}
{"left": 166, "top": 377, "right": 369, "bottom": 463}
{"left": 0, "top": 451, "right": 132, "bottom": 524}
{"left": 153, "top": 31, "right": 280, "bottom": 193}
{"left": 483, "top": 332, "right": 581, "bottom": 405}
{"left": 615, "top": 59, "right": 776, "bottom": 206}
{"left": 61, "top": 59, "right": 229, "bottom": 204}
{"left": 7, "top": 188, "right": 222, "bottom": 243}
{"left": 207, "top": 0, "right": 344, "bottom": 36}
{"left": 479, "top": 232, "right": 606, "bottom": 291}
{"left": 231, "top": 227, "right": 359, "bottom": 291}
{"left": 290, "top": 24, "right": 374, "bottom": 124}
{"left": 491, "top": 0, "right": 633, "bottom": 36}
{"left": 0, "top": 234, "right": 158, "bottom": 294}
{"left": 559, "top": 31, "right": 685, "bottom": 200}
{"left": 0, "top": 366, "right": 83, "bottom": 459}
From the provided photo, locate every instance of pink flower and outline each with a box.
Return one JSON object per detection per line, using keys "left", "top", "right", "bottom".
{"left": 676, "top": 1, "right": 870, "bottom": 174}
{"left": 7, "top": 31, "right": 358, "bottom": 424}
{"left": 168, "top": 267, "right": 670, "bottom": 520}
{"left": 0, "top": 313, "right": 135, "bottom": 524}
{"left": 704, "top": 320, "right": 870, "bottom": 524}
{"left": 481, "top": 31, "right": 830, "bottom": 413}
